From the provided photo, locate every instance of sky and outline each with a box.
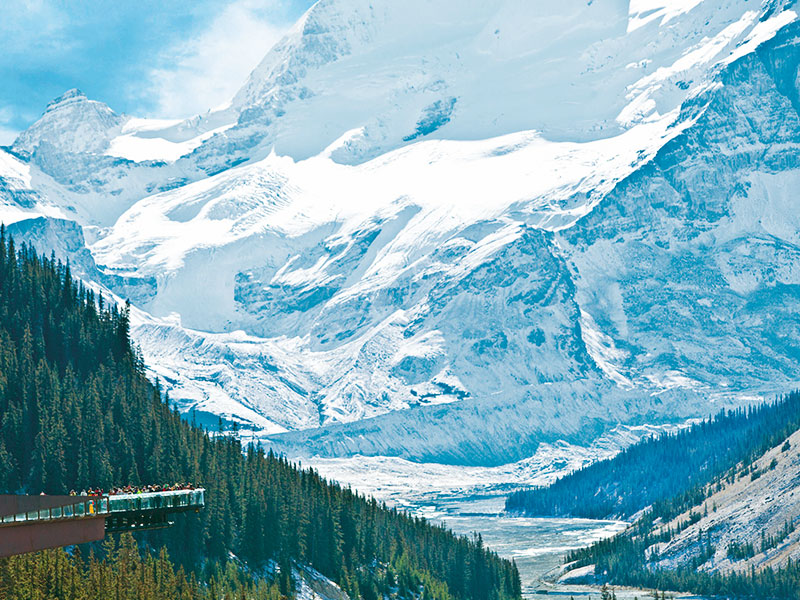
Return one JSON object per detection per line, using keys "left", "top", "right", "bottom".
{"left": 0, "top": 0, "right": 316, "bottom": 145}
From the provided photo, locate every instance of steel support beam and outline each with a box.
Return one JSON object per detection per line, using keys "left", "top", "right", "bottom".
{"left": 0, "top": 516, "right": 105, "bottom": 558}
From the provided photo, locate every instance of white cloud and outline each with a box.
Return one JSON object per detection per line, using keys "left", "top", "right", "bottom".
{"left": 0, "top": 126, "right": 19, "bottom": 147}
{"left": 0, "top": 0, "right": 70, "bottom": 50}
{"left": 146, "top": 0, "right": 290, "bottom": 119}
{"left": 0, "top": 108, "right": 20, "bottom": 146}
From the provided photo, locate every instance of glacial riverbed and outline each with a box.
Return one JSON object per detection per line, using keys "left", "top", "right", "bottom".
{"left": 418, "top": 495, "right": 627, "bottom": 598}
{"left": 305, "top": 455, "right": 706, "bottom": 599}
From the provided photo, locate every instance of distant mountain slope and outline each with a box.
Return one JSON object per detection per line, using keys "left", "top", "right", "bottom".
{"left": 1, "top": 0, "right": 799, "bottom": 465}
{"left": 505, "top": 393, "right": 800, "bottom": 518}
{"left": 12, "top": 89, "right": 126, "bottom": 156}
{"left": 651, "top": 428, "right": 800, "bottom": 575}
{"left": 559, "top": 23, "right": 800, "bottom": 392}
{"left": 561, "top": 392, "right": 800, "bottom": 598}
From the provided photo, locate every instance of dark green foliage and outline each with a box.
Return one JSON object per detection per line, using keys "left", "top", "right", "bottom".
{"left": 760, "top": 520, "right": 797, "bottom": 553}
{"left": 0, "top": 231, "right": 521, "bottom": 600}
{"left": 566, "top": 514, "right": 800, "bottom": 600}
{"left": 727, "top": 540, "right": 756, "bottom": 561}
{"left": 726, "top": 520, "right": 799, "bottom": 560}
{"left": 506, "top": 393, "right": 800, "bottom": 519}
{"left": 552, "top": 391, "right": 800, "bottom": 599}
{"left": 0, "top": 534, "right": 282, "bottom": 600}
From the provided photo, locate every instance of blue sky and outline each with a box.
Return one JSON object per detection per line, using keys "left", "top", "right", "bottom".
{"left": 0, "top": 0, "right": 315, "bottom": 144}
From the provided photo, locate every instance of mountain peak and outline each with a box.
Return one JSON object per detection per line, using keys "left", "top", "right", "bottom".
{"left": 45, "top": 88, "right": 89, "bottom": 112}
{"left": 194, "top": 0, "right": 782, "bottom": 169}
{"left": 13, "top": 89, "right": 125, "bottom": 157}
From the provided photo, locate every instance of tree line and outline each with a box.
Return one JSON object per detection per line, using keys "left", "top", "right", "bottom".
{"left": 0, "top": 230, "right": 521, "bottom": 600}
{"left": 505, "top": 392, "right": 800, "bottom": 520}
{"left": 566, "top": 511, "right": 800, "bottom": 599}
{"left": 554, "top": 390, "right": 800, "bottom": 599}
{"left": 0, "top": 535, "right": 282, "bottom": 600}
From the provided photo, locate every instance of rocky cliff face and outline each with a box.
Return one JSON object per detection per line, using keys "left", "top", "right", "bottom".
{"left": 560, "top": 24, "right": 800, "bottom": 395}
{"left": 0, "top": 0, "right": 798, "bottom": 465}
{"left": 12, "top": 89, "right": 125, "bottom": 157}
{"left": 643, "top": 426, "right": 800, "bottom": 574}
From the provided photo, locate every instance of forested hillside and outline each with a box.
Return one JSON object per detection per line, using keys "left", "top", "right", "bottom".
{"left": 0, "top": 230, "right": 521, "bottom": 600}
{"left": 567, "top": 522, "right": 800, "bottom": 598}
{"left": 506, "top": 393, "right": 800, "bottom": 519}
{"left": 0, "top": 535, "right": 282, "bottom": 600}
{"left": 563, "top": 426, "right": 800, "bottom": 599}
{"left": 533, "top": 392, "right": 800, "bottom": 599}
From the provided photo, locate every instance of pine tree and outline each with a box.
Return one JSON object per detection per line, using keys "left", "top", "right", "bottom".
{"left": 0, "top": 237, "right": 521, "bottom": 600}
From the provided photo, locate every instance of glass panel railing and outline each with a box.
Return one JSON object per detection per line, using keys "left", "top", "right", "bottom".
{"left": 0, "top": 491, "right": 210, "bottom": 525}
{"left": 86, "top": 489, "right": 207, "bottom": 514}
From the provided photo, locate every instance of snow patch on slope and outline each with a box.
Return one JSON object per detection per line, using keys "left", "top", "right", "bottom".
{"left": 93, "top": 115, "right": 679, "bottom": 301}
{"left": 106, "top": 119, "right": 235, "bottom": 163}
{"left": 0, "top": 149, "right": 68, "bottom": 225}
{"left": 302, "top": 422, "right": 691, "bottom": 511}
{"left": 628, "top": 0, "right": 708, "bottom": 32}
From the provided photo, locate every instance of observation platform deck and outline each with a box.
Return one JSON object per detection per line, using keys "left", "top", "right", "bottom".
{"left": 0, "top": 489, "right": 205, "bottom": 558}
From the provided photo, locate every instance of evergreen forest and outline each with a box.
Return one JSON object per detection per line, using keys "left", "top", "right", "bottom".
{"left": 0, "top": 231, "right": 522, "bottom": 600}
{"left": 542, "top": 391, "right": 800, "bottom": 598}
{"left": 566, "top": 493, "right": 800, "bottom": 599}
{"left": 505, "top": 393, "right": 800, "bottom": 519}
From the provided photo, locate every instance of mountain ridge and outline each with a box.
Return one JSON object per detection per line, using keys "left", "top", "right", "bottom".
{"left": 0, "top": 0, "right": 798, "bottom": 466}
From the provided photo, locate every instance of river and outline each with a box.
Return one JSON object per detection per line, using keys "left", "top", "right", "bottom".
{"left": 424, "top": 496, "right": 709, "bottom": 600}
{"left": 414, "top": 495, "right": 630, "bottom": 599}
{"left": 304, "top": 455, "right": 704, "bottom": 599}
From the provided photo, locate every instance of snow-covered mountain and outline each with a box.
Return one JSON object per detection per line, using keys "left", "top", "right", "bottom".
{"left": 1, "top": 0, "right": 799, "bottom": 466}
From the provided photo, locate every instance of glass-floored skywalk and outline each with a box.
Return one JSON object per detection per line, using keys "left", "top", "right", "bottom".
{"left": 0, "top": 489, "right": 205, "bottom": 532}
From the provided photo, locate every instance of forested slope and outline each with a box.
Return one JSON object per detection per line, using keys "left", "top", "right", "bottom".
{"left": 0, "top": 535, "right": 282, "bottom": 600}
{"left": 505, "top": 393, "right": 800, "bottom": 519}
{"left": 511, "top": 390, "right": 800, "bottom": 598}
{"left": 563, "top": 423, "right": 800, "bottom": 599}
{"left": 0, "top": 230, "right": 521, "bottom": 600}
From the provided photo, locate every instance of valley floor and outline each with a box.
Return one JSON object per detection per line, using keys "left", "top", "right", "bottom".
{"left": 303, "top": 456, "right": 707, "bottom": 599}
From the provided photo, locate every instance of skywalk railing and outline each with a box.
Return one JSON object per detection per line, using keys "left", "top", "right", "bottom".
{"left": 0, "top": 489, "right": 205, "bottom": 526}
{"left": 108, "top": 489, "right": 205, "bottom": 513}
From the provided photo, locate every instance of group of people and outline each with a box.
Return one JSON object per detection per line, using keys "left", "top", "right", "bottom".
{"left": 68, "top": 483, "right": 197, "bottom": 497}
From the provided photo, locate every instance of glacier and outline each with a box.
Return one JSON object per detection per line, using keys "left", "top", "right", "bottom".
{"left": 1, "top": 0, "right": 800, "bottom": 467}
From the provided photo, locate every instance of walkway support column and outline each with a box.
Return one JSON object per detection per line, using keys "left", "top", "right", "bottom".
{"left": 0, "top": 495, "right": 105, "bottom": 558}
